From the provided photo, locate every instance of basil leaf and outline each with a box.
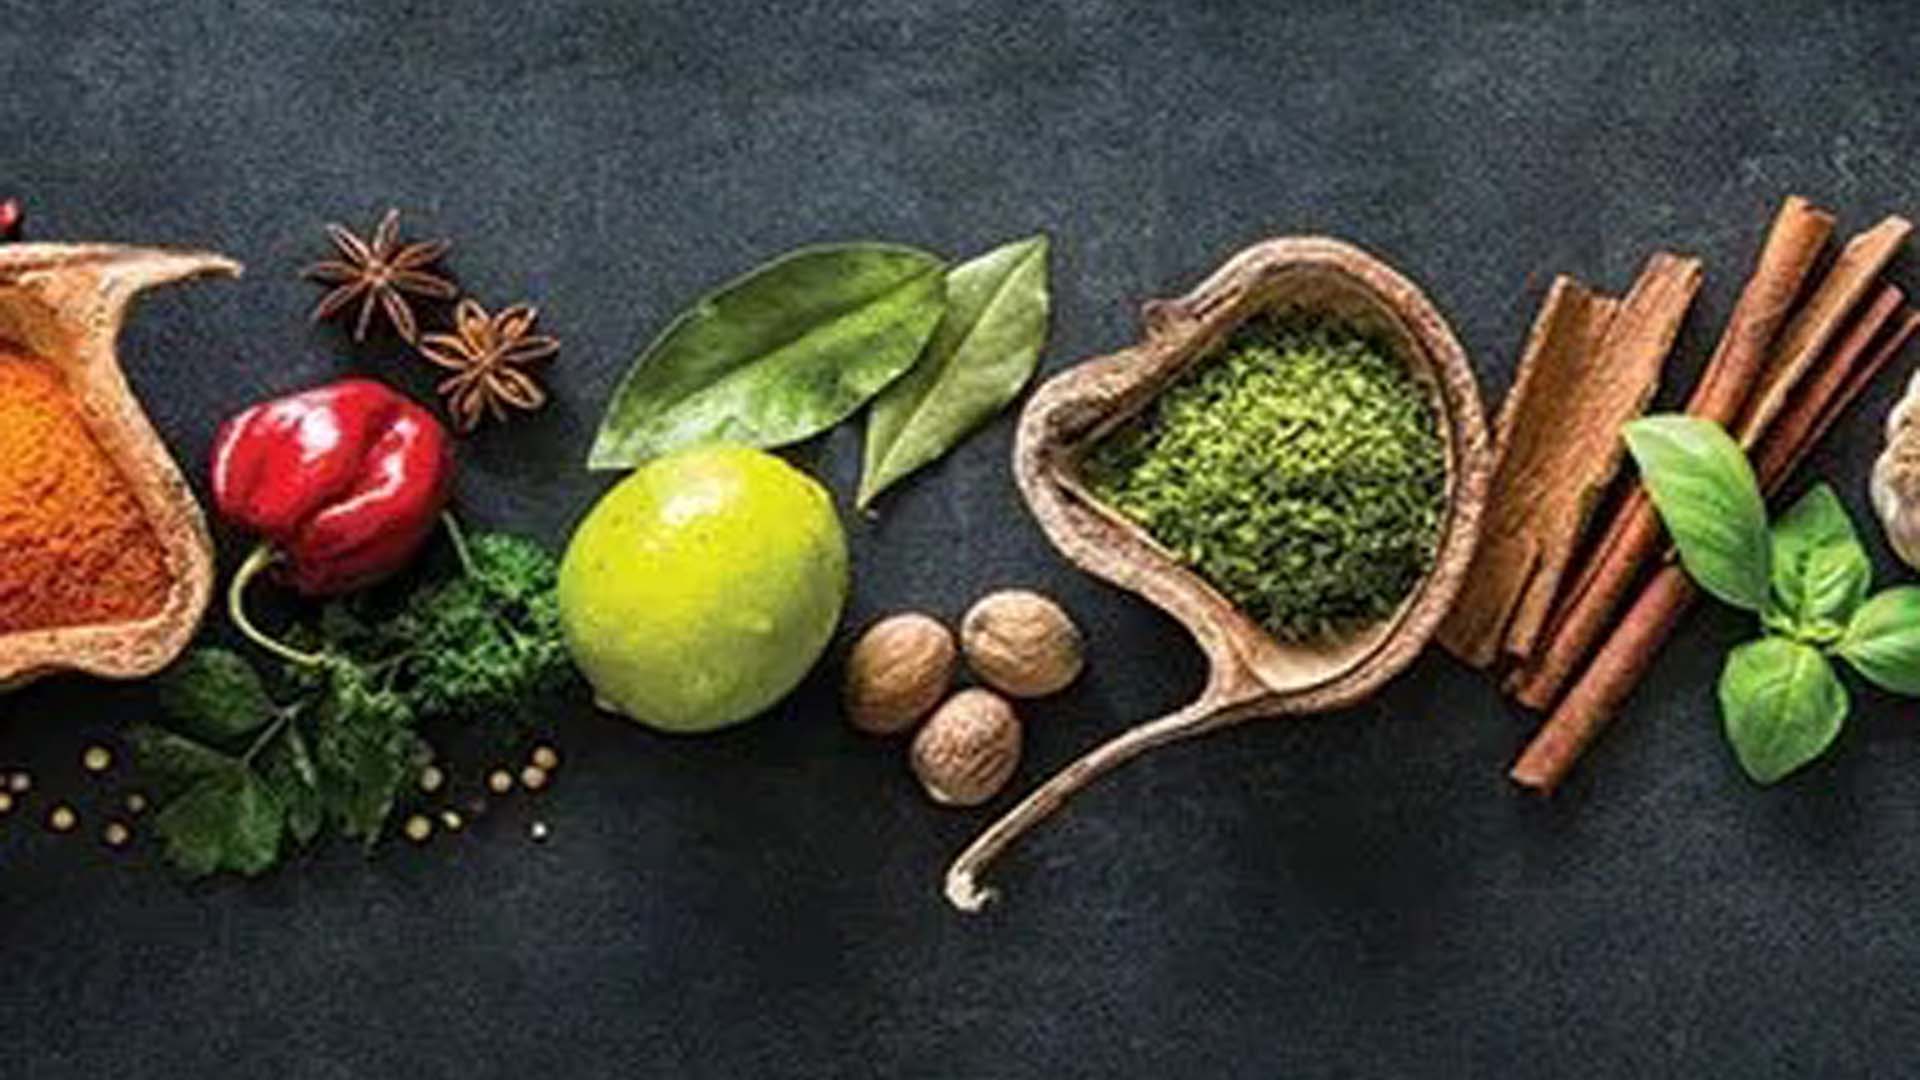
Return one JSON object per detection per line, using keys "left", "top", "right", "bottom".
{"left": 1719, "top": 637, "right": 1848, "bottom": 784}
{"left": 1838, "top": 586, "right": 1920, "bottom": 695}
{"left": 150, "top": 767, "right": 284, "bottom": 878}
{"left": 1768, "top": 483, "right": 1872, "bottom": 630}
{"left": 589, "top": 244, "right": 947, "bottom": 469}
{"left": 1624, "top": 415, "right": 1771, "bottom": 612}
{"left": 858, "top": 235, "right": 1051, "bottom": 508}
{"left": 157, "top": 648, "right": 275, "bottom": 743}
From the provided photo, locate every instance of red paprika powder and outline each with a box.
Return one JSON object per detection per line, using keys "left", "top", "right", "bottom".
{"left": 0, "top": 348, "right": 172, "bottom": 634}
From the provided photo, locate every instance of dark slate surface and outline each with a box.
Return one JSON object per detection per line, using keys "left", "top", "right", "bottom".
{"left": 4, "top": 1, "right": 1920, "bottom": 1076}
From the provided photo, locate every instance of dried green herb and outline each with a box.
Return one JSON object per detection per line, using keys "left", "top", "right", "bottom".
{"left": 1084, "top": 317, "right": 1445, "bottom": 641}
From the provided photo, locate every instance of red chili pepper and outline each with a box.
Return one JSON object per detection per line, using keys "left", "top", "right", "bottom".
{"left": 212, "top": 378, "right": 454, "bottom": 601}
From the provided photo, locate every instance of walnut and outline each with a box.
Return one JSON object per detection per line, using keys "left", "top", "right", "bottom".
{"left": 960, "top": 590, "right": 1084, "bottom": 697}
{"left": 910, "top": 689, "right": 1022, "bottom": 806}
{"left": 843, "top": 613, "right": 956, "bottom": 735}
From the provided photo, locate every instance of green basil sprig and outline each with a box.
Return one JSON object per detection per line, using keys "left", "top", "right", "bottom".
{"left": 1626, "top": 415, "right": 1920, "bottom": 785}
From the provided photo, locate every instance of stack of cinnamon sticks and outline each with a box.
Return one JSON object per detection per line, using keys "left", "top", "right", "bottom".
{"left": 1439, "top": 196, "right": 1920, "bottom": 793}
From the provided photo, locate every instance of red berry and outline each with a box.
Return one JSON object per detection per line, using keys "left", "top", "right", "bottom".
{"left": 0, "top": 199, "right": 20, "bottom": 241}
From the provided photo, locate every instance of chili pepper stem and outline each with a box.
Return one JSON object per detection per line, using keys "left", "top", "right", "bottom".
{"left": 228, "top": 543, "right": 326, "bottom": 668}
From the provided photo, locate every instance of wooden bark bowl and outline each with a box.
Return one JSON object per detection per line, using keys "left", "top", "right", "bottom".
{"left": 945, "top": 237, "right": 1492, "bottom": 911}
{"left": 0, "top": 245, "right": 240, "bottom": 689}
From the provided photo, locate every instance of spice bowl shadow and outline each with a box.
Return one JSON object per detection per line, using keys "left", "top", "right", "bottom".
{"left": 942, "top": 236, "right": 1493, "bottom": 912}
{"left": 0, "top": 244, "right": 239, "bottom": 690}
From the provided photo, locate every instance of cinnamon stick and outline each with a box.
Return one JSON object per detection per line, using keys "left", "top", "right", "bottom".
{"left": 1509, "top": 565, "right": 1696, "bottom": 792}
{"left": 1437, "top": 277, "right": 1618, "bottom": 664}
{"left": 1505, "top": 197, "right": 1835, "bottom": 706}
{"left": 1439, "top": 256, "right": 1699, "bottom": 667}
{"left": 1737, "top": 215, "right": 1912, "bottom": 446}
{"left": 1756, "top": 300, "right": 1920, "bottom": 493}
{"left": 1511, "top": 292, "right": 1914, "bottom": 793}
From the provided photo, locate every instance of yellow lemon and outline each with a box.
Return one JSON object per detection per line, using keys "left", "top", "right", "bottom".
{"left": 559, "top": 445, "right": 848, "bottom": 733}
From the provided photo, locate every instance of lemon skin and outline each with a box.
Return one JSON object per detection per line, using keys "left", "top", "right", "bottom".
{"left": 559, "top": 444, "right": 849, "bottom": 733}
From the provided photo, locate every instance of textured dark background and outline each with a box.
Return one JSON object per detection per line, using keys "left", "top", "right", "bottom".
{"left": 3, "top": 1, "right": 1919, "bottom": 1076}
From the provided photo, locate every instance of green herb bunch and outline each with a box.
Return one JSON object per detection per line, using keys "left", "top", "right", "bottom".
{"left": 1627, "top": 415, "right": 1920, "bottom": 784}
{"left": 1084, "top": 317, "right": 1446, "bottom": 641}
{"left": 131, "top": 527, "right": 573, "bottom": 877}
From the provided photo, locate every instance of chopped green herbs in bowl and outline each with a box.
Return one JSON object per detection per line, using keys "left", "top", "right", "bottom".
{"left": 1083, "top": 316, "right": 1447, "bottom": 643}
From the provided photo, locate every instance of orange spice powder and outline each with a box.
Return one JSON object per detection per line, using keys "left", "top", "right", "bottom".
{"left": 0, "top": 348, "right": 172, "bottom": 634}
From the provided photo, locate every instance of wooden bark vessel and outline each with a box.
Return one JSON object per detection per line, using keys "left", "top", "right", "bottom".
{"left": 0, "top": 244, "right": 240, "bottom": 689}
{"left": 945, "top": 237, "right": 1493, "bottom": 911}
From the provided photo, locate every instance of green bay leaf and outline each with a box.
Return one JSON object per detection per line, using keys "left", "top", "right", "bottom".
{"left": 858, "top": 235, "right": 1050, "bottom": 509}
{"left": 589, "top": 243, "right": 947, "bottom": 469}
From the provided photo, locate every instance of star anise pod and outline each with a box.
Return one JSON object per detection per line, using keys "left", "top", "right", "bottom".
{"left": 418, "top": 298, "right": 561, "bottom": 431}
{"left": 304, "top": 208, "right": 456, "bottom": 344}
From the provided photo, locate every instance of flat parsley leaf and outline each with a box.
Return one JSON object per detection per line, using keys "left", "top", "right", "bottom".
{"left": 157, "top": 649, "right": 276, "bottom": 743}
{"left": 151, "top": 767, "right": 283, "bottom": 878}
{"left": 129, "top": 725, "right": 236, "bottom": 797}
{"left": 258, "top": 724, "right": 324, "bottom": 846}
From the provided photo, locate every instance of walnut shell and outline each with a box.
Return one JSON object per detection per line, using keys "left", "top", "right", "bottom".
{"left": 910, "top": 689, "right": 1022, "bottom": 807}
{"left": 843, "top": 613, "right": 956, "bottom": 735}
{"left": 961, "top": 590, "right": 1084, "bottom": 698}
{"left": 0, "top": 245, "right": 237, "bottom": 690}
